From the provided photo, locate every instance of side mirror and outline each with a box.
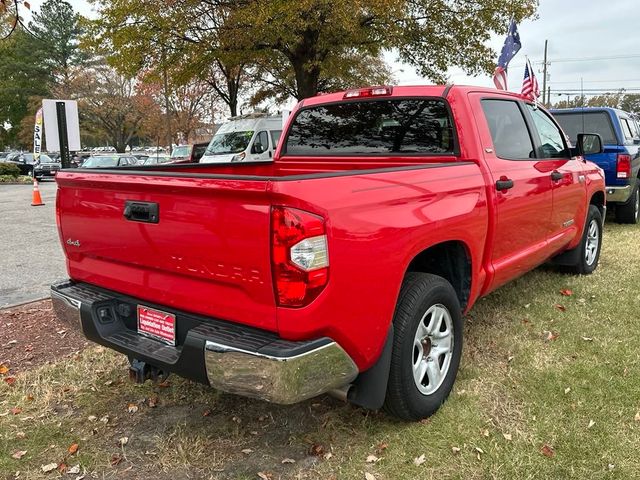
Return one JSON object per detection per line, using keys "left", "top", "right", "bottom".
{"left": 634, "top": 138, "right": 640, "bottom": 145}
{"left": 577, "top": 133, "right": 603, "bottom": 156}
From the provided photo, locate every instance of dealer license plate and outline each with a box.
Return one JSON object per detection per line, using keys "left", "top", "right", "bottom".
{"left": 137, "top": 305, "right": 176, "bottom": 346}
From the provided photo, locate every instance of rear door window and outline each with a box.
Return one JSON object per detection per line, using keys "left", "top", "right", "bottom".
{"left": 481, "top": 99, "right": 535, "bottom": 160}
{"left": 621, "top": 118, "right": 635, "bottom": 141}
{"left": 553, "top": 112, "right": 618, "bottom": 145}
{"left": 284, "top": 98, "right": 455, "bottom": 156}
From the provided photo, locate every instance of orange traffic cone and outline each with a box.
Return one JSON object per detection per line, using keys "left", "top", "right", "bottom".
{"left": 31, "top": 178, "right": 45, "bottom": 206}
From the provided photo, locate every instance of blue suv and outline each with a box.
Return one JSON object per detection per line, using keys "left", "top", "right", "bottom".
{"left": 552, "top": 107, "right": 640, "bottom": 224}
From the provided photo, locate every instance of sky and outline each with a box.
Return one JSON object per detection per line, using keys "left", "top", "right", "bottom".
{"left": 26, "top": 0, "right": 640, "bottom": 105}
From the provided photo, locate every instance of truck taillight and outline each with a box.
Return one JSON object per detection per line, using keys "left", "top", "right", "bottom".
{"left": 617, "top": 154, "right": 632, "bottom": 179}
{"left": 271, "top": 206, "right": 329, "bottom": 307}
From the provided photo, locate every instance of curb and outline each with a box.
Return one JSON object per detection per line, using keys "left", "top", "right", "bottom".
{"left": 1, "top": 296, "right": 49, "bottom": 311}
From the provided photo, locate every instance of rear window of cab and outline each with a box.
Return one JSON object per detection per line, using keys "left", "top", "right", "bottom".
{"left": 284, "top": 98, "right": 455, "bottom": 156}
{"left": 553, "top": 112, "right": 618, "bottom": 145}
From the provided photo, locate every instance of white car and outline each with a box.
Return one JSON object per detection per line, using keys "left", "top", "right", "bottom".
{"left": 200, "top": 114, "right": 282, "bottom": 163}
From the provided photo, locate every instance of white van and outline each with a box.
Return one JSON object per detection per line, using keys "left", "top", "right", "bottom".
{"left": 199, "top": 114, "right": 283, "bottom": 163}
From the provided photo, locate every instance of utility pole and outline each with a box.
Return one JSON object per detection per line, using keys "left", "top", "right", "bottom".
{"left": 161, "top": 45, "right": 172, "bottom": 150}
{"left": 542, "top": 39, "right": 548, "bottom": 106}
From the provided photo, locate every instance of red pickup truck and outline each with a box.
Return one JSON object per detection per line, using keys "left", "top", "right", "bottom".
{"left": 51, "top": 86, "right": 606, "bottom": 420}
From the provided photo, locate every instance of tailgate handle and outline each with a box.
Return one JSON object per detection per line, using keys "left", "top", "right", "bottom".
{"left": 123, "top": 201, "right": 159, "bottom": 224}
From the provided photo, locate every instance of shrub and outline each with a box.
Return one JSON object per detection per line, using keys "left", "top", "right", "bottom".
{"left": 0, "top": 162, "right": 20, "bottom": 177}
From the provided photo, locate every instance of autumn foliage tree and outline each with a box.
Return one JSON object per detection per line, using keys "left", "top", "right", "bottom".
{"left": 89, "top": 0, "right": 538, "bottom": 108}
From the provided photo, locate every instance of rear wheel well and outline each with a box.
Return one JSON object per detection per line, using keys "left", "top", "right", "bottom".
{"left": 590, "top": 191, "right": 605, "bottom": 218}
{"left": 406, "top": 241, "right": 471, "bottom": 310}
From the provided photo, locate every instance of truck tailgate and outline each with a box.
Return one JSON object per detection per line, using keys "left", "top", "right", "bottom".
{"left": 55, "top": 171, "right": 276, "bottom": 331}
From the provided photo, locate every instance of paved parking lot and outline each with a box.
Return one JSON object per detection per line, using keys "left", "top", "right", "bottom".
{"left": 0, "top": 181, "right": 65, "bottom": 307}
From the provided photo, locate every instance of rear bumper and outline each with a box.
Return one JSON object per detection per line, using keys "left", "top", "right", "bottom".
{"left": 50, "top": 281, "right": 358, "bottom": 404}
{"left": 606, "top": 185, "right": 632, "bottom": 203}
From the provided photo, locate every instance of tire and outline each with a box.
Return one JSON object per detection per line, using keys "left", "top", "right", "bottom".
{"left": 565, "top": 205, "right": 603, "bottom": 275}
{"left": 383, "top": 273, "right": 463, "bottom": 421}
{"left": 615, "top": 184, "right": 639, "bottom": 224}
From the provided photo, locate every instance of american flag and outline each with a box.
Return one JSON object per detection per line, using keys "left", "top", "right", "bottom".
{"left": 521, "top": 59, "right": 540, "bottom": 101}
{"left": 493, "top": 19, "right": 521, "bottom": 90}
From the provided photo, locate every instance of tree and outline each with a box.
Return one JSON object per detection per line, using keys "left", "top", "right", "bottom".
{"left": 90, "top": 0, "right": 538, "bottom": 106}
{"left": 0, "top": 29, "right": 50, "bottom": 148}
{"left": 71, "top": 65, "right": 163, "bottom": 152}
{"left": 29, "top": 0, "right": 86, "bottom": 84}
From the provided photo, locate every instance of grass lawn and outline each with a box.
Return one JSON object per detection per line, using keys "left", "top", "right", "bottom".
{"left": 1, "top": 220, "right": 639, "bottom": 479}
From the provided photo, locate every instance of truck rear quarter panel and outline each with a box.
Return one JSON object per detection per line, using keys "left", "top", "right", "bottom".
{"left": 271, "top": 162, "right": 489, "bottom": 370}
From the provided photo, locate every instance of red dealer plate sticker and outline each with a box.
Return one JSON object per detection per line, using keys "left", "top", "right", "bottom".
{"left": 137, "top": 306, "right": 176, "bottom": 346}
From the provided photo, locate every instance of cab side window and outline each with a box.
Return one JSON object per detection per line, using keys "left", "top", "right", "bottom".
{"left": 527, "top": 105, "right": 569, "bottom": 158}
{"left": 481, "top": 99, "right": 535, "bottom": 160}
{"left": 621, "top": 118, "right": 636, "bottom": 141}
{"left": 252, "top": 131, "right": 269, "bottom": 154}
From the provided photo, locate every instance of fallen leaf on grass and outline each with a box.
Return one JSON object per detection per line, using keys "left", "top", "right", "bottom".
{"left": 158, "top": 380, "right": 171, "bottom": 388}
{"left": 281, "top": 458, "right": 295, "bottom": 464}
{"left": 554, "top": 304, "right": 566, "bottom": 312}
{"left": 588, "top": 420, "right": 595, "bottom": 429}
{"left": 364, "top": 473, "right": 376, "bottom": 480}
{"left": 15, "top": 432, "right": 25, "bottom": 439}
{"left": 127, "top": 403, "right": 138, "bottom": 414}
{"left": 88, "top": 415, "right": 97, "bottom": 421}
{"left": 543, "top": 331, "right": 559, "bottom": 342}
{"left": 482, "top": 429, "right": 489, "bottom": 438}
{"left": 634, "top": 412, "right": 640, "bottom": 422}
{"left": 241, "top": 448, "right": 253, "bottom": 455}
{"left": 147, "top": 395, "right": 159, "bottom": 408}
{"left": 11, "top": 450, "right": 27, "bottom": 459}
{"left": 110, "top": 454, "right": 123, "bottom": 466}
{"left": 413, "top": 454, "right": 426, "bottom": 466}
{"left": 58, "top": 462, "right": 67, "bottom": 473}
{"left": 564, "top": 387, "right": 571, "bottom": 394}
{"left": 0, "top": 364, "right": 9, "bottom": 374}
{"left": 309, "top": 444, "right": 325, "bottom": 456}
{"left": 475, "top": 447, "right": 484, "bottom": 454}
{"left": 502, "top": 433, "right": 512, "bottom": 441}
{"left": 540, "top": 444, "right": 555, "bottom": 458}
{"left": 68, "top": 465, "right": 80, "bottom": 474}
{"left": 257, "top": 472, "right": 273, "bottom": 480}
{"left": 10, "top": 407, "right": 22, "bottom": 415}
{"left": 4, "top": 377, "right": 16, "bottom": 386}
{"left": 375, "top": 442, "right": 388, "bottom": 454}
{"left": 202, "top": 409, "right": 212, "bottom": 417}
{"left": 41, "top": 463, "right": 58, "bottom": 472}
{"left": 451, "top": 446, "right": 461, "bottom": 454}
{"left": 324, "top": 452, "right": 333, "bottom": 460}
{"left": 118, "top": 437, "right": 128, "bottom": 447}
{"left": 560, "top": 289, "right": 573, "bottom": 296}
{"left": 366, "top": 454, "right": 379, "bottom": 463}
{"left": 581, "top": 336, "right": 594, "bottom": 342}
{"left": 68, "top": 443, "right": 79, "bottom": 455}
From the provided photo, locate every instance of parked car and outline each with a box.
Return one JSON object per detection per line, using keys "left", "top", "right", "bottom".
{"left": 551, "top": 107, "right": 640, "bottom": 223}
{"left": 51, "top": 85, "right": 605, "bottom": 421}
{"left": 5, "top": 152, "right": 38, "bottom": 176}
{"left": 200, "top": 114, "right": 282, "bottom": 163}
{"left": 33, "top": 154, "right": 61, "bottom": 181}
{"left": 139, "top": 154, "right": 171, "bottom": 165}
{"left": 170, "top": 142, "right": 210, "bottom": 163}
{"left": 79, "top": 154, "right": 139, "bottom": 168}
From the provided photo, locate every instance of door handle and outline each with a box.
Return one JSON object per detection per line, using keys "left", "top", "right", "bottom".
{"left": 496, "top": 178, "right": 514, "bottom": 191}
{"left": 551, "top": 171, "right": 564, "bottom": 181}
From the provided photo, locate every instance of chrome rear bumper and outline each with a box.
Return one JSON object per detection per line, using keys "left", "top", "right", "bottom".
{"left": 204, "top": 340, "right": 358, "bottom": 404}
{"left": 50, "top": 281, "right": 358, "bottom": 405}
